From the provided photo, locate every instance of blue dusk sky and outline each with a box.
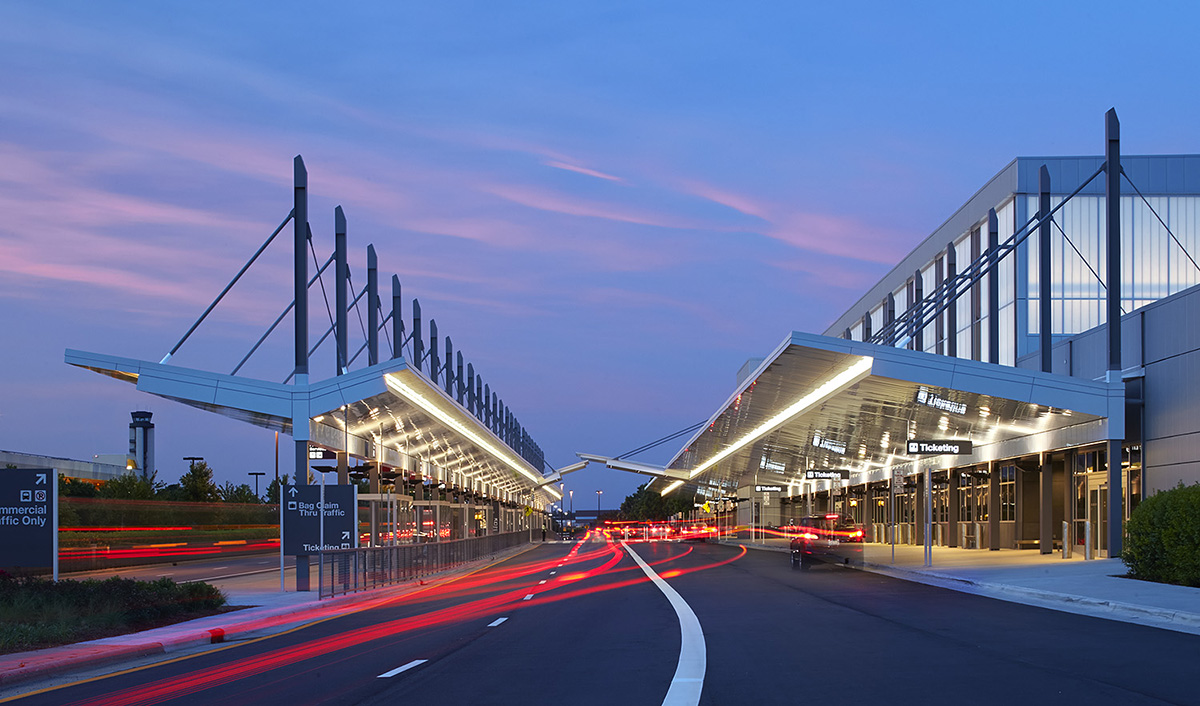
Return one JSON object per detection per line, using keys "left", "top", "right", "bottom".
{"left": 2, "top": 2, "right": 1198, "bottom": 504}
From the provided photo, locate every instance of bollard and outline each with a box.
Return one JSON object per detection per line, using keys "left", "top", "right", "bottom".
{"left": 1062, "top": 521, "right": 1071, "bottom": 559}
{"left": 1084, "top": 521, "right": 1093, "bottom": 561}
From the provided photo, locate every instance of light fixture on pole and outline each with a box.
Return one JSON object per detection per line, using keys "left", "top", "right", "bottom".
{"left": 249, "top": 471, "right": 266, "bottom": 498}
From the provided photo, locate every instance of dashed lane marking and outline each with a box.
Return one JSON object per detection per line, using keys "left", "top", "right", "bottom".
{"left": 488, "top": 617, "right": 508, "bottom": 627}
{"left": 378, "top": 660, "right": 427, "bottom": 678}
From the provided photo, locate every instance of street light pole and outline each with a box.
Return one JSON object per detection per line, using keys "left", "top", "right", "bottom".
{"left": 596, "top": 489, "right": 602, "bottom": 525}
{"left": 249, "top": 471, "right": 266, "bottom": 498}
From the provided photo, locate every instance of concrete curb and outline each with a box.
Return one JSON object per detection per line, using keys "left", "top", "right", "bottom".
{"left": 0, "top": 545, "right": 534, "bottom": 689}
{"left": 858, "top": 560, "right": 1200, "bottom": 635}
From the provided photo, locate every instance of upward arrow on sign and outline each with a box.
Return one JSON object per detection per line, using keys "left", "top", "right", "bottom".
{"left": 289, "top": 486, "right": 298, "bottom": 497}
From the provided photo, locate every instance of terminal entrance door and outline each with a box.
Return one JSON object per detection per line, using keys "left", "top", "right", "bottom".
{"left": 1086, "top": 473, "right": 1108, "bottom": 559}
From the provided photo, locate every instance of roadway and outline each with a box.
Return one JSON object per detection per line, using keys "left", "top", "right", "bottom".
{"left": 10, "top": 536, "right": 1200, "bottom": 705}
{"left": 61, "top": 553, "right": 291, "bottom": 586}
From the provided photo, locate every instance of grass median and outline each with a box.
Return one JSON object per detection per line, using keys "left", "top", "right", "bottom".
{"left": 0, "top": 572, "right": 229, "bottom": 654}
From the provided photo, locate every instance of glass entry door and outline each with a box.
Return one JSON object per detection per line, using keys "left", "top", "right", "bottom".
{"left": 1086, "top": 473, "right": 1108, "bottom": 558}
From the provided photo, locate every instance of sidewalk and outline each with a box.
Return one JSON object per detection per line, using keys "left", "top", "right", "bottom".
{"left": 726, "top": 537, "right": 1200, "bottom": 636}
{"left": 0, "top": 544, "right": 533, "bottom": 690}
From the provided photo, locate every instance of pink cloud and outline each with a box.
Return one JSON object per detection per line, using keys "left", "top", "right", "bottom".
{"left": 543, "top": 160, "right": 623, "bottom": 182}
{"left": 676, "top": 178, "right": 910, "bottom": 264}
{"left": 481, "top": 182, "right": 705, "bottom": 231}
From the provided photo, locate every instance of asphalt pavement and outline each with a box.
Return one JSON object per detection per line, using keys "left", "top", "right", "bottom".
{"left": 3, "top": 537, "right": 1200, "bottom": 705}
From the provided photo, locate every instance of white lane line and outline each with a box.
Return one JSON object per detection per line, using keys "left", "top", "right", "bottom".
{"left": 550, "top": 571, "right": 557, "bottom": 575}
{"left": 622, "top": 541, "right": 705, "bottom": 706}
{"left": 378, "top": 659, "right": 427, "bottom": 678}
{"left": 488, "top": 617, "right": 508, "bottom": 627}
{"left": 523, "top": 594, "right": 533, "bottom": 601}
{"left": 538, "top": 580, "right": 547, "bottom": 584}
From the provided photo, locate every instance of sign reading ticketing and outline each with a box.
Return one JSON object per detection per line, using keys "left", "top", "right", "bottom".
{"left": 906, "top": 440, "right": 973, "bottom": 455}
{"left": 754, "top": 484, "right": 784, "bottom": 493}
{"left": 804, "top": 469, "right": 851, "bottom": 480}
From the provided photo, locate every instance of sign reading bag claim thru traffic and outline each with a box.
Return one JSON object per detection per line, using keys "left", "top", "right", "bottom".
{"left": 282, "top": 484, "right": 358, "bottom": 555}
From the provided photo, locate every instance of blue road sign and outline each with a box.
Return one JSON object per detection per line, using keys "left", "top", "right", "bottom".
{"left": 282, "top": 484, "right": 357, "bottom": 555}
{"left": 0, "top": 468, "right": 57, "bottom": 575}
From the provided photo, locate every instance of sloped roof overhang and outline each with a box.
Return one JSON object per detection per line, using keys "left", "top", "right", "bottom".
{"left": 64, "top": 349, "right": 556, "bottom": 502}
{"left": 663, "top": 332, "right": 1123, "bottom": 500}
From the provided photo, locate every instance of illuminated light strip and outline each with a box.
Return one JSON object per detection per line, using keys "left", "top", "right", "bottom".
{"left": 687, "top": 356, "right": 873, "bottom": 480}
{"left": 384, "top": 374, "right": 558, "bottom": 498}
{"left": 660, "top": 480, "right": 685, "bottom": 496}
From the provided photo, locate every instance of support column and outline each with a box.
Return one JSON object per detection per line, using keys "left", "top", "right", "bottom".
{"left": 912, "top": 270, "right": 924, "bottom": 351}
{"left": 1105, "top": 108, "right": 1125, "bottom": 557}
{"left": 456, "top": 351, "right": 464, "bottom": 403}
{"left": 987, "top": 207, "right": 1000, "bottom": 365}
{"left": 430, "top": 320, "right": 440, "bottom": 384}
{"left": 923, "top": 467, "right": 932, "bottom": 567}
{"left": 946, "top": 243, "right": 957, "bottom": 358}
{"left": 412, "top": 299, "right": 423, "bottom": 371}
{"left": 445, "top": 337, "right": 454, "bottom": 395}
{"left": 915, "top": 471, "right": 925, "bottom": 545}
{"left": 367, "top": 245, "right": 378, "bottom": 366}
{"left": 391, "top": 276, "right": 403, "bottom": 360}
{"left": 1064, "top": 449, "right": 1075, "bottom": 552}
{"left": 1039, "top": 165, "right": 1052, "bottom": 373}
{"left": 947, "top": 468, "right": 960, "bottom": 547}
{"left": 467, "top": 363, "right": 476, "bottom": 414}
{"left": 1039, "top": 452, "right": 1053, "bottom": 554}
{"left": 335, "top": 207, "right": 348, "bottom": 375}
{"left": 988, "top": 460, "right": 1000, "bottom": 550}
{"left": 293, "top": 155, "right": 311, "bottom": 591}
{"left": 336, "top": 452, "right": 348, "bottom": 485}
{"left": 884, "top": 293, "right": 896, "bottom": 346}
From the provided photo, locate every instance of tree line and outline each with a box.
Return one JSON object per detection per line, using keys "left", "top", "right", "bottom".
{"left": 617, "top": 482, "right": 694, "bottom": 521}
{"left": 57, "top": 461, "right": 291, "bottom": 504}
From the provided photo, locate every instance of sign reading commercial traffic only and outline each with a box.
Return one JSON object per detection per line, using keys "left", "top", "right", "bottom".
{"left": 906, "top": 440, "right": 973, "bottom": 455}
{"left": 282, "top": 484, "right": 357, "bottom": 555}
{"left": 0, "top": 467, "right": 58, "bottom": 574}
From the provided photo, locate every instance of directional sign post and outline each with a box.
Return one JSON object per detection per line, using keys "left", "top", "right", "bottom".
{"left": 0, "top": 468, "right": 58, "bottom": 579}
{"left": 282, "top": 484, "right": 357, "bottom": 555}
{"left": 903, "top": 441, "right": 971, "bottom": 569}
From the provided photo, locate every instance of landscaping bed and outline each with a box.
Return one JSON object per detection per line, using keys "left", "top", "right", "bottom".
{"left": 0, "top": 574, "right": 229, "bottom": 655}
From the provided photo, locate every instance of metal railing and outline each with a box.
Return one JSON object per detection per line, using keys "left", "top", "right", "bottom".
{"left": 317, "top": 531, "right": 529, "bottom": 599}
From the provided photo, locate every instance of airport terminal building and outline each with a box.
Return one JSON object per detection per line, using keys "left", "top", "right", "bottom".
{"left": 666, "top": 113, "right": 1200, "bottom": 558}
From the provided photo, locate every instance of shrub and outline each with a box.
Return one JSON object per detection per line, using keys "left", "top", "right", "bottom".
{"left": 0, "top": 574, "right": 226, "bottom": 653}
{"left": 1123, "top": 482, "right": 1200, "bottom": 587}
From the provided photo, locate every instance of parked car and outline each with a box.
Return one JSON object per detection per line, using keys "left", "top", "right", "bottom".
{"left": 790, "top": 514, "right": 865, "bottom": 569}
